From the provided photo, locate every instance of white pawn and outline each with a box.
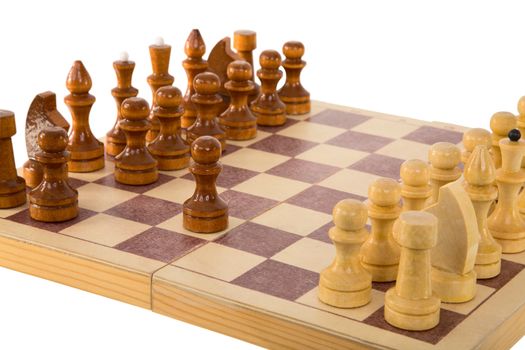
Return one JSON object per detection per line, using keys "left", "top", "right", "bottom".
{"left": 318, "top": 199, "right": 371, "bottom": 308}
{"left": 384, "top": 211, "right": 441, "bottom": 331}
{"left": 428, "top": 142, "right": 461, "bottom": 205}
{"left": 461, "top": 128, "right": 492, "bottom": 164}
{"left": 360, "top": 178, "right": 401, "bottom": 282}
{"left": 400, "top": 159, "right": 432, "bottom": 211}
{"left": 490, "top": 112, "right": 517, "bottom": 169}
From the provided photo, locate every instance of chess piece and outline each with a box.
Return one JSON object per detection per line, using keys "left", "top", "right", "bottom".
{"left": 183, "top": 136, "right": 228, "bottom": 233}
{"left": 182, "top": 29, "right": 208, "bottom": 129}
{"left": 318, "top": 199, "right": 371, "bottom": 308}
{"left": 425, "top": 180, "right": 479, "bottom": 303}
{"left": 400, "top": 159, "right": 432, "bottom": 211}
{"left": 251, "top": 50, "right": 287, "bottom": 126}
{"left": 0, "top": 110, "right": 26, "bottom": 208}
{"left": 233, "top": 30, "right": 260, "bottom": 103}
{"left": 147, "top": 86, "right": 190, "bottom": 170}
{"left": 219, "top": 60, "right": 257, "bottom": 140}
{"left": 427, "top": 142, "right": 461, "bottom": 205}
{"left": 461, "top": 128, "right": 492, "bottom": 164}
{"left": 360, "top": 178, "right": 401, "bottom": 282}
{"left": 29, "top": 127, "right": 78, "bottom": 222}
{"left": 146, "top": 37, "right": 175, "bottom": 142}
{"left": 490, "top": 111, "right": 517, "bottom": 169}
{"left": 207, "top": 37, "right": 242, "bottom": 114}
{"left": 488, "top": 129, "right": 525, "bottom": 253}
{"left": 464, "top": 145, "right": 501, "bottom": 279}
{"left": 384, "top": 211, "right": 440, "bottom": 331}
{"left": 65, "top": 60, "right": 105, "bottom": 172}
{"left": 186, "top": 72, "right": 227, "bottom": 150}
{"left": 24, "top": 92, "right": 69, "bottom": 188}
{"left": 278, "top": 41, "right": 311, "bottom": 115}
{"left": 106, "top": 52, "right": 139, "bottom": 157}
{"left": 115, "top": 98, "right": 158, "bottom": 185}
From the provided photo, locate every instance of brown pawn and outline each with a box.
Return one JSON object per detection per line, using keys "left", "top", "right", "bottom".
{"left": 0, "top": 111, "right": 26, "bottom": 208}
{"left": 182, "top": 30, "right": 208, "bottom": 129}
{"left": 115, "top": 98, "right": 158, "bottom": 185}
{"left": 219, "top": 60, "right": 257, "bottom": 140}
{"left": 183, "top": 136, "right": 228, "bottom": 233}
{"left": 146, "top": 37, "right": 175, "bottom": 142}
{"left": 251, "top": 50, "right": 286, "bottom": 126}
{"left": 233, "top": 30, "right": 260, "bottom": 104}
{"left": 29, "top": 127, "right": 78, "bottom": 222}
{"left": 147, "top": 86, "right": 190, "bottom": 170}
{"left": 278, "top": 41, "right": 311, "bottom": 115}
{"left": 65, "top": 61, "right": 105, "bottom": 172}
{"left": 186, "top": 72, "right": 227, "bottom": 150}
{"left": 106, "top": 52, "right": 139, "bottom": 156}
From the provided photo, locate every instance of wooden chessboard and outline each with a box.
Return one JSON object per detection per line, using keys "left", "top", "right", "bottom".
{"left": 1, "top": 100, "right": 524, "bottom": 350}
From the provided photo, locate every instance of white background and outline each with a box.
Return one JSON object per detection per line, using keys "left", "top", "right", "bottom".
{"left": 1, "top": 0, "right": 524, "bottom": 349}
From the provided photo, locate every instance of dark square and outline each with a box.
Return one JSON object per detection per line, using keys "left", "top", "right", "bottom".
{"left": 403, "top": 126, "right": 463, "bottom": 145}
{"left": 308, "top": 109, "right": 370, "bottom": 129}
{"left": 67, "top": 177, "right": 89, "bottom": 190}
{"left": 104, "top": 195, "right": 181, "bottom": 226}
{"left": 308, "top": 222, "right": 333, "bottom": 244}
{"left": 372, "top": 281, "right": 396, "bottom": 293}
{"left": 223, "top": 143, "right": 242, "bottom": 155}
{"left": 232, "top": 260, "right": 319, "bottom": 301}
{"left": 326, "top": 130, "right": 394, "bottom": 153}
{"left": 220, "top": 190, "right": 278, "bottom": 220}
{"left": 477, "top": 259, "right": 525, "bottom": 289}
{"left": 349, "top": 154, "right": 405, "bottom": 179}
{"left": 216, "top": 222, "right": 301, "bottom": 258}
{"left": 182, "top": 165, "right": 259, "bottom": 189}
{"left": 266, "top": 159, "right": 339, "bottom": 184}
{"left": 363, "top": 307, "right": 466, "bottom": 345}
{"left": 114, "top": 227, "right": 205, "bottom": 263}
{"left": 5, "top": 207, "right": 97, "bottom": 233}
{"left": 257, "top": 118, "right": 299, "bottom": 134}
{"left": 94, "top": 173, "right": 174, "bottom": 194}
{"left": 287, "top": 185, "right": 366, "bottom": 214}
{"left": 248, "top": 134, "right": 317, "bottom": 157}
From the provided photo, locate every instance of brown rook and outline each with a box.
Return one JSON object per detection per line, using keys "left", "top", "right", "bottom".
{"left": 29, "top": 127, "right": 78, "bottom": 222}
{"left": 147, "top": 86, "right": 190, "bottom": 170}
{"left": 233, "top": 30, "right": 260, "bottom": 103}
{"left": 115, "top": 98, "right": 158, "bottom": 185}
{"left": 183, "top": 136, "right": 228, "bottom": 233}
{"left": 278, "top": 41, "right": 311, "bottom": 115}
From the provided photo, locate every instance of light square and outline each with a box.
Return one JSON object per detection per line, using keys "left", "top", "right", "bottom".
{"left": 156, "top": 213, "right": 244, "bottom": 241}
{"left": 221, "top": 148, "right": 290, "bottom": 172}
{"left": 351, "top": 118, "right": 420, "bottom": 139}
{"left": 319, "top": 169, "right": 380, "bottom": 197}
{"left": 296, "top": 144, "right": 368, "bottom": 168}
{"left": 441, "top": 284, "right": 495, "bottom": 315}
{"left": 296, "top": 287, "right": 385, "bottom": 322}
{"left": 159, "top": 168, "right": 190, "bottom": 178}
{"left": 376, "top": 139, "right": 431, "bottom": 161}
{"left": 277, "top": 121, "right": 345, "bottom": 143}
{"left": 68, "top": 160, "right": 115, "bottom": 182}
{"left": 0, "top": 202, "right": 28, "bottom": 218}
{"left": 227, "top": 130, "right": 272, "bottom": 147}
{"left": 59, "top": 213, "right": 150, "bottom": 246}
{"left": 501, "top": 252, "right": 525, "bottom": 265}
{"left": 144, "top": 178, "right": 226, "bottom": 204}
{"left": 271, "top": 237, "right": 333, "bottom": 271}
{"left": 173, "top": 242, "right": 266, "bottom": 282}
{"left": 77, "top": 183, "right": 138, "bottom": 212}
{"left": 252, "top": 203, "right": 332, "bottom": 236}
{"left": 232, "top": 174, "right": 310, "bottom": 201}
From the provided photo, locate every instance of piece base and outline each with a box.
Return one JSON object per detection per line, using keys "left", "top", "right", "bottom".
{"left": 283, "top": 100, "right": 311, "bottom": 115}
{"left": 384, "top": 302, "right": 440, "bottom": 331}
{"left": 361, "top": 261, "right": 398, "bottom": 282}
{"left": 183, "top": 213, "right": 228, "bottom": 233}
{"left": 68, "top": 156, "right": 105, "bottom": 173}
{"left": 318, "top": 283, "right": 371, "bottom": 308}
{"left": 431, "top": 268, "right": 477, "bottom": 303}
{"left": 29, "top": 201, "right": 79, "bottom": 222}
{"left": 156, "top": 156, "right": 190, "bottom": 171}
{"left": 23, "top": 160, "right": 43, "bottom": 189}
{"left": 0, "top": 181, "right": 26, "bottom": 209}
{"left": 223, "top": 127, "right": 257, "bottom": 141}
{"left": 105, "top": 140, "right": 125, "bottom": 157}
{"left": 495, "top": 237, "right": 525, "bottom": 254}
{"left": 181, "top": 116, "right": 196, "bottom": 129}
{"left": 475, "top": 260, "right": 501, "bottom": 279}
{"left": 114, "top": 167, "right": 158, "bottom": 186}
{"left": 255, "top": 113, "right": 287, "bottom": 126}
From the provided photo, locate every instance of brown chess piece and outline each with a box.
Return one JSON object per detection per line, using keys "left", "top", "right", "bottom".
{"left": 250, "top": 50, "right": 286, "bottom": 126}
{"left": 278, "top": 41, "right": 311, "bottom": 115}
{"left": 0, "top": 110, "right": 26, "bottom": 208}
{"left": 183, "top": 136, "right": 228, "bottom": 233}
{"left": 147, "top": 86, "right": 190, "bottom": 170}
{"left": 186, "top": 72, "right": 227, "bottom": 150}
{"left": 106, "top": 52, "right": 139, "bottom": 157}
{"left": 219, "top": 60, "right": 257, "bottom": 140}
{"left": 146, "top": 37, "right": 175, "bottom": 142}
{"left": 115, "top": 97, "right": 158, "bottom": 185}
{"left": 182, "top": 29, "right": 208, "bottom": 129}
{"left": 65, "top": 60, "right": 105, "bottom": 173}
{"left": 233, "top": 30, "right": 260, "bottom": 103}
{"left": 29, "top": 127, "right": 78, "bottom": 222}
{"left": 24, "top": 91, "right": 70, "bottom": 188}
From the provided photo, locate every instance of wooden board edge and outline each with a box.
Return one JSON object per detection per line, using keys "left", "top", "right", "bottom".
{"left": 151, "top": 278, "right": 383, "bottom": 350}
{"left": 478, "top": 302, "right": 525, "bottom": 350}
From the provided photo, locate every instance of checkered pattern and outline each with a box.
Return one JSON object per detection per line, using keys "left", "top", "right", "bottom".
{"left": 5, "top": 105, "right": 523, "bottom": 346}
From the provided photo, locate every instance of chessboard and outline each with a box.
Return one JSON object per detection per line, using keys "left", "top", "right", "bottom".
{"left": 1, "top": 100, "right": 524, "bottom": 350}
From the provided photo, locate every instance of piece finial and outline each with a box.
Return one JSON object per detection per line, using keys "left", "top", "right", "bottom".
{"left": 509, "top": 128, "right": 521, "bottom": 142}
{"left": 400, "top": 159, "right": 430, "bottom": 187}
{"left": 121, "top": 97, "right": 150, "bottom": 120}
{"left": 194, "top": 72, "right": 220, "bottom": 95}
{"left": 332, "top": 199, "right": 368, "bottom": 232}
{"left": 38, "top": 127, "right": 68, "bottom": 153}
{"left": 429, "top": 142, "right": 461, "bottom": 170}
{"left": 259, "top": 50, "right": 281, "bottom": 69}
{"left": 191, "top": 136, "right": 221, "bottom": 164}
{"left": 184, "top": 29, "right": 206, "bottom": 58}
{"left": 119, "top": 51, "right": 129, "bottom": 62}
{"left": 369, "top": 178, "right": 401, "bottom": 207}
{"left": 66, "top": 60, "right": 92, "bottom": 94}
{"left": 462, "top": 128, "right": 491, "bottom": 152}
{"left": 154, "top": 36, "right": 165, "bottom": 46}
